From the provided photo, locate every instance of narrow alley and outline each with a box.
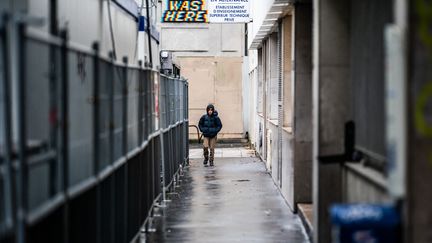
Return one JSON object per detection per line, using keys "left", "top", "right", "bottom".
{"left": 144, "top": 146, "right": 309, "bottom": 243}
{"left": 0, "top": 0, "right": 430, "bottom": 243}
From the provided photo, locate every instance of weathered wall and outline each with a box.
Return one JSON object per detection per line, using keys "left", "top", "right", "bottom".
{"left": 293, "top": 3, "right": 313, "bottom": 205}
{"left": 160, "top": 4, "right": 246, "bottom": 138}
{"left": 180, "top": 57, "right": 244, "bottom": 139}
{"left": 281, "top": 130, "right": 294, "bottom": 210}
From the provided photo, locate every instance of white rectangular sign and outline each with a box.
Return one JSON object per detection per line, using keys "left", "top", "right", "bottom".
{"left": 385, "top": 25, "right": 406, "bottom": 198}
{"left": 207, "top": 0, "right": 250, "bottom": 23}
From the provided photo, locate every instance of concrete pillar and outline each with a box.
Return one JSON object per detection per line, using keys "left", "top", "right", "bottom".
{"left": 293, "top": 1, "right": 313, "bottom": 205}
{"left": 312, "top": 0, "right": 350, "bottom": 242}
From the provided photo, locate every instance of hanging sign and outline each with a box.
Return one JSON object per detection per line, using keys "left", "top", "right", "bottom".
{"left": 207, "top": 0, "right": 250, "bottom": 23}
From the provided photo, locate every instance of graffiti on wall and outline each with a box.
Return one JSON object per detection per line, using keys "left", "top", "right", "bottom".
{"left": 162, "top": 0, "right": 208, "bottom": 22}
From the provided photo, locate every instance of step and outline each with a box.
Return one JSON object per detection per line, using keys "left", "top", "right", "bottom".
{"left": 298, "top": 203, "right": 314, "bottom": 241}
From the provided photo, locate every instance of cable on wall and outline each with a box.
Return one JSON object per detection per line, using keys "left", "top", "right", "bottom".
{"left": 107, "top": 0, "right": 118, "bottom": 60}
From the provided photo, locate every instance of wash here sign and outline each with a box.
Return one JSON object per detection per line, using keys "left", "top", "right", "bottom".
{"left": 162, "top": 0, "right": 208, "bottom": 22}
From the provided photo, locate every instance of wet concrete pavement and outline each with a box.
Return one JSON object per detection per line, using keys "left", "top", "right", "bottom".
{"left": 144, "top": 154, "right": 310, "bottom": 243}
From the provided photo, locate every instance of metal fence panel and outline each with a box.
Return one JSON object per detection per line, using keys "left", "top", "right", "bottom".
{"left": 127, "top": 69, "right": 139, "bottom": 151}
{"left": 98, "top": 60, "right": 112, "bottom": 171}
{"left": 67, "top": 51, "right": 94, "bottom": 187}
{"left": 24, "top": 38, "right": 59, "bottom": 211}
{"left": 160, "top": 76, "right": 167, "bottom": 129}
{"left": 113, "top": 66, "right": 125, "bottom": 162}
{"left": 145, "top": 71, "right": 153, "bottom": 138}
{"left": 0, "top": 18, "right": 189, "bottom": 242}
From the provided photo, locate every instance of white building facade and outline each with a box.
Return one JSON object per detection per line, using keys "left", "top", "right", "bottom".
{"left": 247, "top": 0, "right": 313, "bottom": 214}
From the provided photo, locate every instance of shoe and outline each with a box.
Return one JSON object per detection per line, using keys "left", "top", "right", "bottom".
{"left": 203, "top": 159, "right": 208, "bottom": 165}
{"left": 209, "top": 160, "right": 214, "bottom": 166}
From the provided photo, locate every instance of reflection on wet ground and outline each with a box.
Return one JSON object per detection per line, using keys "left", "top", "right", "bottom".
{"left": 144, "top": 156, "right": 310, "bottom": 243}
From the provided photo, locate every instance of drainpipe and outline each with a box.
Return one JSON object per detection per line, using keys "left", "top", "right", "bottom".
{"left": 145, "top": 0, "right": 153, "bottom": 68}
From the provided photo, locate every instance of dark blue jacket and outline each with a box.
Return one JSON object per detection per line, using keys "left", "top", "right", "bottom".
{"left": 199, "top": 111, "right": 223, "bottom": 138}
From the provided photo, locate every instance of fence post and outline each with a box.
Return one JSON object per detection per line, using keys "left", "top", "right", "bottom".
{"left": 122, "top": 56, "right": 128, "bottom": 156}
{"left": 92, "top": 42, "right": 100, "bottom": 176}
{"left": 108, "top": 51, "right": 115, "bottom": 242}
{"left": 15, "top": 20, "right": 28, "bottom": 243}
{"left": 59, "top": 28, "right": 70, "bottom": 243}
{"left": 138, "top": 60, "right": 143, "bottom": 146}
{"left": 92, "top": 41, "right": 101, "bottom": 243}
{"left": 158, "top": 76, "right": 168, "bottom": 206}
{"left": 122, "top": 56, "right": 128, "bottom": 242}
{"left": 1, "top": 13, "right": 16, "bottom": 239}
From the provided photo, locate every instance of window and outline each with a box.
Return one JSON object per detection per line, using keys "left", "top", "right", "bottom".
{"left": 257, "top": 48, "right": 263, "bottom": 114}
{"left": 282, "top": 15, "right": 293, "bottom": 128}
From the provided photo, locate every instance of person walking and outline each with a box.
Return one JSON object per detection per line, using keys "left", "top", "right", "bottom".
{"left": 198, "top": 104, "right": 222, "bottom": 166}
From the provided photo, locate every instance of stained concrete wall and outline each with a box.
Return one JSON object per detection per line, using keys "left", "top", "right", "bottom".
{"left": 292, "top": 3, "right": 313, "bottom": 205}
{"left": 179, "top": 57, "right": 244, "bottom": 139}
{"left": 282, "top": 15, "right": 293, "bottom": 127}
{"left": 248, "top": 52, "right": 258, "bottom": 145}
{"left": 268, "top": 122, "right": 279, "bottom": 179}
{"left": 161, "top": 24, "right": 244, "bottom": 57}
{"left": 281, "top": 131, "right": 294, "bottom": 209}
{"left": 268, "top": 33, "right": 279, "bottom": 121}
{"left": 160, "top": 10, "right": 246, "bottom": 138}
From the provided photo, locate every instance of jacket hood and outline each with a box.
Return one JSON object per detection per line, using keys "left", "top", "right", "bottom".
{"left": 206, "top": 104, "right": 218, "bottom": 117}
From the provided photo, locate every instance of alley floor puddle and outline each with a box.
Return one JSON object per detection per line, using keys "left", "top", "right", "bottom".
{"left": 143, "top": 152, "right": 310, "bottom": 243}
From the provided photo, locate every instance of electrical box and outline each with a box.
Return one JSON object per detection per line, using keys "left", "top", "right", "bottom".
{"left": 160, "top": 51, "right": 173, "bottom": 74}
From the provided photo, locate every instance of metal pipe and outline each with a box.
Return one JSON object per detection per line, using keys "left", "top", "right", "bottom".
{"left": 145, "top": 0, "right": 153, "bottom": 68}
{"left": 188, "top": 125, "right": 201, "bottom": 143}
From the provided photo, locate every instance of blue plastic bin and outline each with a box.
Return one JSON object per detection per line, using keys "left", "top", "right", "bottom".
{"left": 330, "top": 204, "right": 400, "bottom": 243}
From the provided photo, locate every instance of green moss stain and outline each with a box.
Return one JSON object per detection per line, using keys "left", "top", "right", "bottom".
{"left": 416, "top": 0, "right": 432, "bottom": 53}
{"left": 415, "top": 82, "right": 432, "bottom": 137}
{"left": 415, "top": 0, "right": 432, "bottom": 166}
